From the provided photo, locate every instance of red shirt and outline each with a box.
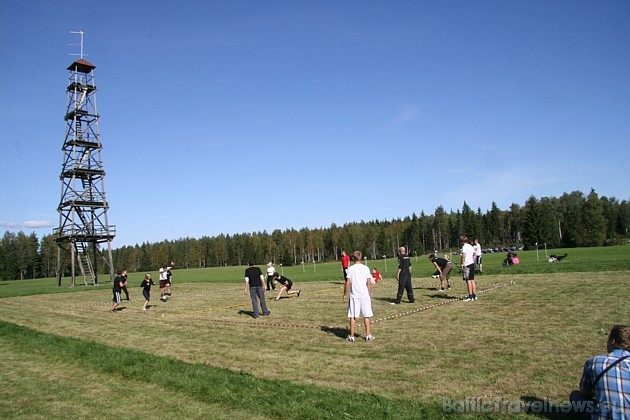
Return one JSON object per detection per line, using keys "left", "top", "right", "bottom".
{"left": 373, "top": 271, "right": 382, "bottom": 282}
{"left": 341, "top": 254, "right": 350, "bottom": 269}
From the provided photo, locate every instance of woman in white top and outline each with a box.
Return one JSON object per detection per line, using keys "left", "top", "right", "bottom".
{"left": 266, "top": 262, "right": 276, "bottom": 291}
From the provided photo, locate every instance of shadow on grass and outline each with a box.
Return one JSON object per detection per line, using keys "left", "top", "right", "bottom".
{"left": 520, "top": 396, "right": 578, "bottom": 419}
{"left": 320, "top": 326, "right": 348, "bottom": 339}
{"left": 373, "top": 296, "right": 395, "bottom": 303}
{"left": 237, "top": 310, "right": 256, "bottom": 318}
{"left": 429, "top": 293, "right": 459, "bottom": 299}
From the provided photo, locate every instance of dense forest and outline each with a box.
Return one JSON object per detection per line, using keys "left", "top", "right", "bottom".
{"left": 1, "top": 190, "right": 628, "bottom": 280}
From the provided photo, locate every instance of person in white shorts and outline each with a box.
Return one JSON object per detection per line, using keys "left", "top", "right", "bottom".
{"left": 343, "top": 250, "right": 375, "bottom": 342}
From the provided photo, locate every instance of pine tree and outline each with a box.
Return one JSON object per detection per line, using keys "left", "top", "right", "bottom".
{"left": 576, "top": 189, "right": 606, "bottom": 247}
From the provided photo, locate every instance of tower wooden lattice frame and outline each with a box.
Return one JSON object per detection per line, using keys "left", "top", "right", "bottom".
{"left": 54, "top": 58, "right": 115, "bottom": 287}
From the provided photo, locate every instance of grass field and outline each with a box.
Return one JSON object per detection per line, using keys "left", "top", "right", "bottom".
{"left": 1, "top": 246, "right": 629, "bottom": 418}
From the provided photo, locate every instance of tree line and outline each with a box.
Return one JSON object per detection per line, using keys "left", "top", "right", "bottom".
{"left": 1, "top": 189, "right": 628, "bottom": 280}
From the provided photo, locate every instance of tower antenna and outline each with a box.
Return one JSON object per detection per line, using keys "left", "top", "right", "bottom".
{"left": 69, "top": 30, "right": 87, "bottom": 59}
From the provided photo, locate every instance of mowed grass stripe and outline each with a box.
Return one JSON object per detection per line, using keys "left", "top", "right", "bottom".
{"left": 0, "top": 320, "right": 439, "bottom": 419}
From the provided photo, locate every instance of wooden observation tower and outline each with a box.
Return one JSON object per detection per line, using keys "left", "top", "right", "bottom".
{"left": 55, "top": 33, "right": 116, "bottom": 287}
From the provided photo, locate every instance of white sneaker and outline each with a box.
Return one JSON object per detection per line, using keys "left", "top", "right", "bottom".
{"left": 143, "top": 307, "right": 147, "bottom": 310}
{"left": 365, "top": 335, "right": 375, "bottom": 341}
{"left": 463, "top": 297, "right": 473, "bottom": 302}
{"left": 346, "top": 336, "right": 355, "bottom": 342}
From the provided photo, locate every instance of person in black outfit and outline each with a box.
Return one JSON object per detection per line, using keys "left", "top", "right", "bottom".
{"left": 272, "top": 272, "right": 301, "bottom": 301}
{"left": 120, "top": 269, "right": 130, "bottom": 301}
{"left": 392, "top": 246, "right": 414, "bottom": 304}
{"left": 243, "top": 261, "right": 270, "bottom": 318}
{"left": 165, "top": 261, "right": 174, "bottom": 296}
{"left": 110, "top": 271, "right": 125, "bottom": 312}
{"left": 141, "top": 273, "right": 155, "bottom": 310}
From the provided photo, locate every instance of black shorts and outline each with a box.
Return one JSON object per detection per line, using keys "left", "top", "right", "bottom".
{"left": 463, "top": 264, "right": 475, "bottom": 281}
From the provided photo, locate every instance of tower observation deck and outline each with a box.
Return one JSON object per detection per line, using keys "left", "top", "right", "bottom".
{"left": 54, "top": 57, "right": 116, "bottom": 287}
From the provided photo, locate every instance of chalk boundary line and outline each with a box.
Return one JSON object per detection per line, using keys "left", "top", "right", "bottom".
{"left": 74, "top": 282, "right": 515, "bottom": 328}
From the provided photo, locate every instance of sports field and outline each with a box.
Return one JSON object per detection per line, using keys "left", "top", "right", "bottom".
{"left": 1, "top": 246, "right": 628, "bottom": 418}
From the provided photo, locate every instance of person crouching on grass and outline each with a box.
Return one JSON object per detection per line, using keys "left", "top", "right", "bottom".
{"left": 343, "top": 251, "right": 374, "bottom": 342}
{"left": 371, "top": 267, "right": 384, "bottom": 286}
{"left": 272, "top": 272, "right": 300, "bottom": 301}
{"left": 140, "top": 273, "right": 155, "bottom": 311}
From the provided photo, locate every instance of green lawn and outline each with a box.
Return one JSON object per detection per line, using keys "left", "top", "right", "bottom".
{"left": 2, "top": 245, "right": 628, "bottom": 299}
{"left": 1, "top": 245, "right": 628, "bottom": 418}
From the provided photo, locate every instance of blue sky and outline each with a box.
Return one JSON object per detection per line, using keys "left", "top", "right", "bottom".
{"left": 1, "top": 1, "right": 629, "bottom": 247}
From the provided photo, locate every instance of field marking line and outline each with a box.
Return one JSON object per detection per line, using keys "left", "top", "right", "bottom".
{"left": 169, "top": 302, "right": 251, "bottom": 317}
{"left": 69, "top": 285, "right": 338, "bottom": 309}
{"left": 167, "top": 288, "right": 337, "bottom": 317}
{"left": 160, "top": 316, "right": 332, "bottom": 329}
{"left": 356, "top": 282, "right": 512, "bottom": 328}
{"left": 73, "top": 282, "right": 515, "bottom": 324}
{"left": 152, "top": 282, "right": 513, "bottom": 329}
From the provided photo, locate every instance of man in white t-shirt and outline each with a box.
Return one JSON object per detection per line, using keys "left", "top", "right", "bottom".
{"left": 461, "top": 236, "right": 477, "bottom": 301}
{"left": 343, "top": 250, "right": 374, "bottom": 342}
{"left": 158, "top": 264, "right": 172, "bottom": 302}
{"left": 473, "top": 239, "right": 483, "bottom": 273}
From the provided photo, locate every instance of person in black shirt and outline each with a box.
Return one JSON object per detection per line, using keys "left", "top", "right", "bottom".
{"left": 110, "top": 271, "right": 125, "bottom": 312}
{"left": 429, "top": 254, "right": 452, "bottom": 291}
{"left": 243, "top": 261, "right": 270, "bottom": 318}
{"left": 392, "top": 246, "right": 414, "bottom": 304}
{"left": 120, "top": 269, "right": 130, "bottom": 301}
{"left": 272, "top": 272, "right": 301, "bottom": 301}
{"left": 165, "top": 261, "right": 174, "bottom": 296}
{"left": 140, "top": 273, "right": 156, "bottom": 310}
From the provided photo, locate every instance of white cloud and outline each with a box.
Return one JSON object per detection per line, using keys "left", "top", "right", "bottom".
{"left": 392, "top": 106, "right": 417, "bottom": 126}
{"left": 438, "top": 164, "right": 570, "bottom": 212}
{"left": 0, "top": 220, "right": 53, "bottom": 229}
